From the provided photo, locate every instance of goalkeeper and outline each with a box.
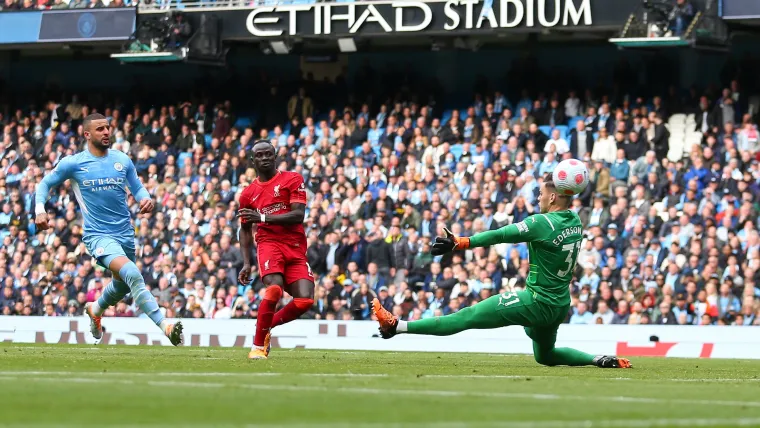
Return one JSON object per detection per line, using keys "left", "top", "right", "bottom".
{"left": 372, "top": 178, "right": 631, "bottom": 368}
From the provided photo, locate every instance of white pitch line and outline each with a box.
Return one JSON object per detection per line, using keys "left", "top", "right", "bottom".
{"left": 5, "top": 418, "right": 760, "bottom": 428}
{"left": 6, "top": 375, "right": 760, "bottom": 409}
{"left": 1, "top": 371, "right": 758, "bottom": 383}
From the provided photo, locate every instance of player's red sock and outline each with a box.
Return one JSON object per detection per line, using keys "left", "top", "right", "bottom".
{"left": 254, "top": 286, "right": 283, "bottom": 347}
{"left": 272, "top": 298, "right": 314, "bottom": 328}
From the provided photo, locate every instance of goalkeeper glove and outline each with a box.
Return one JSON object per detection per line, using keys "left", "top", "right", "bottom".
{"left": 431, "top": 227, "right": 470, "bottom": 256}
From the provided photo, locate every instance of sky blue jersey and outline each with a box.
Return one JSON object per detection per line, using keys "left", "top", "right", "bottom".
{"left": 35, "top": 148, "right": 150, "bottom": 239}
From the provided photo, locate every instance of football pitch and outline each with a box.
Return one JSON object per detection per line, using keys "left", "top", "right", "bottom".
{"left": 2, "top": 345, "right": 760, "bottom": 428}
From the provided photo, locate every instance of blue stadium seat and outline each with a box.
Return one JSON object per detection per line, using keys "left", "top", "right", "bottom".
{"left": 441, "top": 110, "right": 453, "bottom": 125}
{"left": 204, "top": 134, "right": 212, "bottom": 148}
{"left": 284, "top": 123, "right": 291, "bottom": 134}
{"left": 539, "top": 126, "right": 552, "bottom": 137}
{"left": 593, "top": 132, "right": 599, "bottom": 142}
{"left": 568, "top": 116, "right": 584, "bottom": 130}
{"left": 354, "top": 146, "right": 363, "bottom": 156}
{"left": 178, "top": 152, "right": 192, "bottom": 168}
{"left": 234, "top": 117, "right": 251, "bottom": 129}
{"left": 450, "top": 144, "right": 463, "bottom": 161}
{"left": 373, "top": 147, "right": 381, "bottom": 158}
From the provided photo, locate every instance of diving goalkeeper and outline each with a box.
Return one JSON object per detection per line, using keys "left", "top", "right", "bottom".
{"left": 372, "top": 178, "right": 631, "bottom": 368}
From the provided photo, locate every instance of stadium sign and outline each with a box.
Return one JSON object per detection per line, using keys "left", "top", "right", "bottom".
{"left": 245, "top": 0, "right": 592, "bottom": 37}
{"left": 3, "top": 317, "right": 759, "bottom": 360}
{"left": 207, "top": 0, "right": 634, "bottom": 39}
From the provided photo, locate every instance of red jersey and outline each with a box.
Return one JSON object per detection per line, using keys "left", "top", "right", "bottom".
{"left": 239, "top": 171, "right": 308, "bottom": 246}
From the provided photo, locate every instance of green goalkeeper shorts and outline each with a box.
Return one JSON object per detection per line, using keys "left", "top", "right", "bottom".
{"left": 490, "top": 290, "right": 569, "bottom": 347}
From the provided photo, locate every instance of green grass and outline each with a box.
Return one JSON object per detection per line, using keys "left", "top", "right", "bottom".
{"left": 1, "top": 344, "right": 760, "bottom": 427}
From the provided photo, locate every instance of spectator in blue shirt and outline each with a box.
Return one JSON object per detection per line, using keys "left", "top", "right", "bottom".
{"left": 538, "top": 152, "right": 558, "bottom": 177}
{"left": 569, "top": 302, "right": 594, "bottom": 324}
{"left": 671, "top": 293, "right": 694, "bottom": 324}
{"left": 718, "top": 283, "right": 741, "bottom": 317}
{"left": 579, "top": 265, "right": 601, "bottom": 294}
{"left": 0, "top": 203, "right": 11, "bottom": 229}
{"left": 367, "top": 119, "right": 382, "bottom": 147}
{"left": 683, "top": 157, "right": 708, "bottom": 191}
{"left": 609, "top": 149, "right": 630, "bottom": 182}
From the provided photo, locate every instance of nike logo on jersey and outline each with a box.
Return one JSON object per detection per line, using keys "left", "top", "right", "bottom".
{"left": 251, "top": 195, "right": 260, "bottom": 203}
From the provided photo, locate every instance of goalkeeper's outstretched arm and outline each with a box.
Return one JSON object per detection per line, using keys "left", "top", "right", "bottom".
{"left": 431, "top": 215, "right": 551, "bottom": 256}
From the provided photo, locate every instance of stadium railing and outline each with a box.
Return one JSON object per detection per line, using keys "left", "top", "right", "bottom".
{"left": 137, "top": 0, "right": 338, "bottom": 11}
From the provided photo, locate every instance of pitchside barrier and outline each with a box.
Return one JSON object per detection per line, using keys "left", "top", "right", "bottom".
{"left": 1, "top": 316, "right": 758, "bottom": 359}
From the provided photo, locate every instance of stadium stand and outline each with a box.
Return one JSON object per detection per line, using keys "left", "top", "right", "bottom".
{"left": 1, "top": 62, "right": 758, "bottom": 327}
{"left": 0, "top": 0, "right": 758, "bottom": 327}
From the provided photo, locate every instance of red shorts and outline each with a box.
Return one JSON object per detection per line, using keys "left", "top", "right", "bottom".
{"left": 257, "top": 241, "right": 314, "bottom": 285}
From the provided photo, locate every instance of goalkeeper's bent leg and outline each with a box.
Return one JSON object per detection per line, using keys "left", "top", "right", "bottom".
{"left": 525, "top": 326, "right": 596, "bottom": 366}
{"left": 405, "top": 296, "right": 507, "bottom": 336}
{"left": 532, "top": 343, "right": 596, "bottom": 366}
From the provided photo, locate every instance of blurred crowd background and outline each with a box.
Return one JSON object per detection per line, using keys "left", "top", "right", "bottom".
{"left": 0, "top": 56, "right": 759, "bottom": 327}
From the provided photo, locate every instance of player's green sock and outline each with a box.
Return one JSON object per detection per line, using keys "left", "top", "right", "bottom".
{"left": 532, "top": 344, "right": 596, "bottom": 366}
{"left": 406, "top": 304, "right": 505, "bottom": 336}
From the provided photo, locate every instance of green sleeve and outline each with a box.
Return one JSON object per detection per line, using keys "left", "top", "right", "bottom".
{"left": 469, "top": 215, "right": 549, "bottom": 247}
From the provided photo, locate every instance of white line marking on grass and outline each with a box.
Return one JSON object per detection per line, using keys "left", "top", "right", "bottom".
{"left": 4, "top": 346, "right": 103, "bottom": 350}
{"left": 7, "top": 375, "right": 760, "bottom": 409}
{"left": 241, "top": 420, "right": 760, "bottom": 428}
{"left": 3, "top": 371, "right": 758, "bottom": 383}
{"left": 5, "top": 418, "right": 760, "bottom": 428}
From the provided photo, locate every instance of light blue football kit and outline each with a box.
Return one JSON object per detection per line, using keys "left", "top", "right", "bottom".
{"left": 35, "top": 148, "right": 164, "bottom": 326}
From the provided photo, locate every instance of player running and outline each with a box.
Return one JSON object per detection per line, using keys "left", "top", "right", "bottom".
{"left": 35, "top": 113, "right": 183, "bottom": 346}
{"left": 237, "top": 140, "right": 315, "bottom": 360}
{"left": 372, "top": 178, "right": 631, "bottom": 368}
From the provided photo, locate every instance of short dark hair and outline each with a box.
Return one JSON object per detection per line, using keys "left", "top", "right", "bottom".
{"left": 83, "top": 113, "right": 107, "bottom": 131}
{"left": 251, "top": 139, "right": 274, "bottom": 155}
{"left": 544, "top": 177, "right": 572, "bottom": 206}
{"left": 253, "top": 139, "right": 273, "bottom": 148}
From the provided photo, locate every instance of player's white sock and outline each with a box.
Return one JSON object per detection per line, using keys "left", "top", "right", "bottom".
{"left": 397, "top": 320, "right": 408, "bottom": 333}
{"left": 159, "top": 319, "right": 171, "bottom": 333}
{"left": 91, "top": 301, "right": 105, "bottom": 316}
{"left": 251, "top": 345, "right": 265, "bottom": 351}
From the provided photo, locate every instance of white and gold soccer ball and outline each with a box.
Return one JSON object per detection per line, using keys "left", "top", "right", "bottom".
{"left": 552, "top": 159, "right": 589, "bottom": 196}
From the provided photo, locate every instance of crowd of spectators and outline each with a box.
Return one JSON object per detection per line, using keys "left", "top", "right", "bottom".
{"left": 0, "top": 71, "right": 759, "bottom": 327}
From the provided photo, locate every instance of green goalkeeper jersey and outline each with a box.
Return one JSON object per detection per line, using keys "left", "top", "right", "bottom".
{"left": 469, "top": 210, "right": 583, "bottom": 307}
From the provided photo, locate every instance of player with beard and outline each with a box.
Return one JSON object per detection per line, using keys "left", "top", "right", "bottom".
{"left": 238, "top": 140, "right": 315, "bottom": 360}
{"left": 34, "top": 113, "right": 183, "bottom": 345}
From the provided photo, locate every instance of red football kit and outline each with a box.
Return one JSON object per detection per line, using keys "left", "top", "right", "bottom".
{"left": 239, "top": 171, "right": 313, "bottom": 284}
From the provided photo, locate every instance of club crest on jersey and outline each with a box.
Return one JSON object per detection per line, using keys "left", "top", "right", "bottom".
{"left": 113, "top": 162, "right": 124, "bottom": 172}
{"left": 95, "top": 247, "right": 105, "bottom": 256}
{"left": 273, "top": 185, "right": 281, "bottom": 197}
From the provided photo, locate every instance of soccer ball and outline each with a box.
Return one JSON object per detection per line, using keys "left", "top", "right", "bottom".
{"left": 552, "top": 159, "right": 589, "bottom": 196}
